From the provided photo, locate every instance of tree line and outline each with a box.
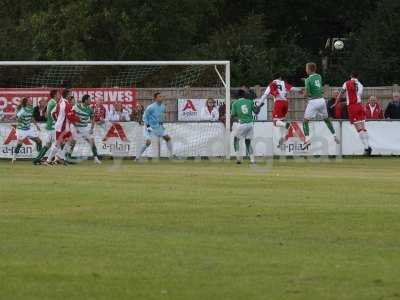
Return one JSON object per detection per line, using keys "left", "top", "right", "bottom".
{"left": 0, "top": 0, "right": 398, "bottom": 86}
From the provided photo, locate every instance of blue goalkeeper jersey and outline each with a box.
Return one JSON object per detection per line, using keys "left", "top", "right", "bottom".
{"left": 143, "top": 102, "right": 166, "bottom": 128}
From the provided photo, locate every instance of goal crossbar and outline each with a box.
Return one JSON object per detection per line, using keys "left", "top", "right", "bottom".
{"left": 0, "top": 61, "right": 230, "bottom": 66}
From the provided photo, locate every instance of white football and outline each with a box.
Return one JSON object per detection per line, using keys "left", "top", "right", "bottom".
{"left": 334, "top": 40, "right": 344, "bottom": 50}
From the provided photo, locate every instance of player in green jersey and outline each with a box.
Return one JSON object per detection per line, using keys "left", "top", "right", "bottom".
{"left": 231, "top": 88, "right": 261, "bottom": 165}
{"left": 33, "top": 89, "right": 59, "bottom": 165}
{"left": 71, "top": 94, "right": 101, "bottom": 164}
{"left": 12, "top": 97, "right": 42, "bottom": 164}
{"left": 303, "top": 62, "right": 339, "bottom": 148}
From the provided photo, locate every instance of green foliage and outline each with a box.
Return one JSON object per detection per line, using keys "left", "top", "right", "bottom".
{"left": 0, "top": 0, "right": 398, "bottom": 85}
{"left": 345, "top": 0, "right": 400, "bottom": 85}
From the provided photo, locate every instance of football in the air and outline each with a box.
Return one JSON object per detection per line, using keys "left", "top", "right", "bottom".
{"left": 334, "top": 40, "right": 345, "bottom": 50}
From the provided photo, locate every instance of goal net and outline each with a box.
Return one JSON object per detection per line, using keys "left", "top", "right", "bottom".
{"left": 0, "top": 61, "right": 231, "bottom": 160}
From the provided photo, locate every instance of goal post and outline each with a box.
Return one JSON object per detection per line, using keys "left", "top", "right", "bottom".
{"left": 0, "top": 60, "right": 231, "bottom": 159}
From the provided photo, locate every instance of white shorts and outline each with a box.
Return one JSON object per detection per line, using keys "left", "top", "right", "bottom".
{"left": 16, "top": 128, "right": 38, "bottom": 141}
{"left": 44, "top": 130, "right": 56, "bottom": 145}
{"left": 72, "top": 126, "right": 93, "bottom": 140}
{"left": 304, "top": 98, "right": 329, "bottom": 120}
{"left": 233, "top": 123, "right": 254, "bottom": 139}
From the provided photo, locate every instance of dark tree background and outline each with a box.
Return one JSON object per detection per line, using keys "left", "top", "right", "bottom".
{"left": 0, "top": 0, "right": 398, "bottom": 86}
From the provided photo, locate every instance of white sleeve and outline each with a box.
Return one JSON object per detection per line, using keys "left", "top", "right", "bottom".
{"left": 57, "top": 101, "right": 66, "bottom": 122}
{"left": 338, "top": 82, "right": 347, "bottom": 96}
{"left": 260, "top": 86, "right": 271, "bottom": 104}
{"left": 358, "top": 82, "right": 364, "bottom": 97}
{"left": 290, "top": 87, "right": 302, "bottom": 92}
{"left": 16, "top": 108, "right": 24, "bottom": 118}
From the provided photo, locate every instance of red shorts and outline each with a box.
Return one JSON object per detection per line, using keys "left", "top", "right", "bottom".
{"left": 272, "top": 100, "right": 288, "bottom": 119}
{"left": 56, "top": 131, "right": 72, "bottom": 143}
{"left": 348, "top": 103, "right": 366, "bottom": 124}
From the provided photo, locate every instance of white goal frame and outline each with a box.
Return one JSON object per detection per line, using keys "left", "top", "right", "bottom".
{"left": 0, "top": 60, "right": 232, "bottom": 158}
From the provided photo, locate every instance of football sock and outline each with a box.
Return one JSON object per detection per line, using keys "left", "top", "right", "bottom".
{"left": 303, "top": 121, "right": 310, "bottom": 137}
{"left": 34, "top": 146, "right": 49, "bottom": 162}
{"left": 234, "top": 137, "right": 240, "bottom": 161}
{"left": 234, "top": 137, "right": 239, "bottom": 153}
{"left": 36, "top": 140, "right": 42, "bottom": 152}
{"left": 245, "top": 139, "right": 255, "bottom": 163}
{"left": 70, "top": 142, "right": 76, "bottom": 155}
{"left": 138, "top": 144, "right": 149, "bottom": 158}
{"left": 14, "top": 143, "right": 22, "bottom": 155}
{"left": 47, "top": 145, "right": 59, "bottom": 162}
{"left": 358, "top": 130, "right": 370, "bottom": 148}
{"left": 276, "top": 120, "right": 288, "bottom": 142}
{"left": 91, "top": 145, "right": 98, "bottom": 157}
{"left": 245, "top": 139, "right": 252, "bottom": 156}
{"left": 324, "top": 119, "right": 336, "bottom": 135}
{"left": 58, "top": 149, "right": 66, "bottom": 160}
{"left": 64, "top": 141, "right": 75, "bottom": 159}
{"left": 363, "top": 130, "right": 370, "bottom": 148}
{"left": 166, "top": 140, "right": 173, "bottom": 157}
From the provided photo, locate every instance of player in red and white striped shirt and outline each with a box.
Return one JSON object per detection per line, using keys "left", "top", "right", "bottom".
{"left": 336, "top": 72, "right": 372, "bottom": 156}
{"left": 260, "top": 75, "right": 301, "bottom": 147}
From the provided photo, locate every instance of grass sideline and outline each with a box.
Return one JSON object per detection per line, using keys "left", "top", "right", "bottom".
{"left": 1, "top": 158, "right": 400, "bottom": 300}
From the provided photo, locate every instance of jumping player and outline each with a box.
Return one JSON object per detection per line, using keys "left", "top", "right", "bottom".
{"left": 336, "top": 72, "right": 372, "bottom": 156}
{"left": 260, "top": 74, "right": 301, "bottom": 147}
{"left": 303, "top": 62, "right": 340, "bottom": 147}
{"left": 72, "top": 94, "right": 101, "bottom": 164}
{"left": 231, "top": 89, "right": 261, "bottom": 165}
{"left": 12, "top": 97, "right": 42, "bottom": 164}
{"left": 136, "top": 92, "right": 174, "bottom": 160}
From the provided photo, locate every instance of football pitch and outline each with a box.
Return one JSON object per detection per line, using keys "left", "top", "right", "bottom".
{"left": 1, "top": 158, "right": 400, "bottom": 300}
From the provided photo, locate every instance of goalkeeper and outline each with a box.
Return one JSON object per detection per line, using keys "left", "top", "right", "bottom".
{"left": 231, "top": 88, "right": 261, "bottom": 165}
{"left": 136, "top": 92, "right": 173, "bottom": 160}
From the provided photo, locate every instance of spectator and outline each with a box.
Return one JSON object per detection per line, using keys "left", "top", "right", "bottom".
{"left": 384, "top": 92, "right": 400, "bottom": 119}
{"left": 365, "top": 96, "right": 383, "bottom": 119}
{"left": 131, "top": 103, "right": 144, "bottom": 124}
{"left": 200, "top": 98, "right": 219, "bottom": 121}
{"left": 327, "top": 91, "right": 339, "bottom": 118}
{"left": 336, "top": 99, "right": 348, "bottom": 119}
{"left": 218, "top": 102, "right": 226, "bottom": 125}
{"left": 93, "top": 98, "right": 107, "bottom": 124}
{"left": 327, "top": 91, "right": 348, "bottom": 119}
{"left": 1, "top": 102, "right": 17, "bottom": 122}
{"left": 33, "top": 98, "right": 47, "bottom": 122}
{"left": 108, "top": 102, "right": 130, "bottom": 122}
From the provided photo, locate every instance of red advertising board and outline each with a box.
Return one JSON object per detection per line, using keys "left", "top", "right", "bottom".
{"left": 0, "top": 88, "right": 136, "bottom": 119}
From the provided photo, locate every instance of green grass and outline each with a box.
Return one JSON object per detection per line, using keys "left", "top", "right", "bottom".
{"left": 1, "top": 158, "right": 400, "bottom": 300}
